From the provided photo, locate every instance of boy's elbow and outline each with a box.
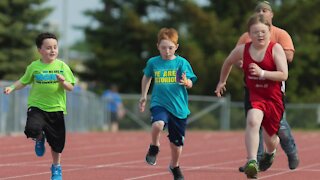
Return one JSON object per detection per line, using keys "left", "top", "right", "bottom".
{"left": 67, "top": 85, "right": 74, "bottom": 91}
{"left": 282, "top": 73, "right": 288, "bottom": 81}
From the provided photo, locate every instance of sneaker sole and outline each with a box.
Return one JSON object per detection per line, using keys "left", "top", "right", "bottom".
{"left": 36, "top": 149, "right": 45, "bottom": 157}
{"left": 289, "top": 159, "right": 299, "bottom": 170}
{"left": 145, "top": 157, "right": 156, "bottom": 166}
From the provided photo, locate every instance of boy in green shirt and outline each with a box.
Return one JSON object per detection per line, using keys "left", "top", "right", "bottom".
{"left": 4, "top": 32, "right": 75, "bottom": 180}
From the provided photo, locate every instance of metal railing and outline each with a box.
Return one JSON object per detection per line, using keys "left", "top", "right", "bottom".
{"left": 0, "top": 86, "right": 319, "bottom": 135}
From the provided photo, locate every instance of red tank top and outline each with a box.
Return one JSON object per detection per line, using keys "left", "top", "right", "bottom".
{"left": 242, "top": 42, "right": 283, "bottom": 103}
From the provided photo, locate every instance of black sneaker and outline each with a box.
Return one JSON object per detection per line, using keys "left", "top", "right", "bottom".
{"left": 259, "top": 151, "right": 275, "bottom": 171}
{"left": 145, "top": 145, "right": 159, "bottom": 165}
{"left": 288, "top": 153, "right": 299, "bottom": 170}
{"left": 244, "top": 160, "right": 259, "bottom": 179}
{"left": 238, "top": 164, "right": 245, "bottom": 172}
{"left": 169, "top": 166, "right": 184, "bottom": 180}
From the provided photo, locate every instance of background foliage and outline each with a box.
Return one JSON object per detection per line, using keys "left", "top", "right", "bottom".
{"left": 0, "top": 0, "right": 52, "bottom": 80}
{"left": 0, "top": 0, "right": 319, "bottom": 104}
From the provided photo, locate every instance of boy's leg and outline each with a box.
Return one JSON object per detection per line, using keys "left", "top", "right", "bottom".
{"left": 146, "top": 121, "right": 164, "bottom": 165}
{"left": 24, "top": 107, "right": 46, "bottom": 157}
{"left": 258, "top": 99, "right": 284, "bottom": 172}
{"left": 245, "top": 109, "right": 263, "bottom": 161}
{"left": 239, "top": 127, "right": 264, "bottom": 172}
{"left": 257, "top": 127, "right": 264, "bottom": 162}
{"left": 259, "top": 130, "right": 279, "bottom": 171}
{"left": 146, "top": 106, "right": 167, "bottom": 165}
{"left": 45, "top": 111, "right": 65, "bottom": 180}
{"left": 167, "top": 114, "right": 186, "bottom": 180}
{"left": 52, "top": 150, "right": 61, "bottom": 165}
{"left": 170, "top": 143, "right": 182, "bottom": 168}
{"left": 243, "top": 109, "right": 262, "bottom": 179}
{"left": 51, "top": 150, "right": 62, "bottom": 180}
{"left": 278, "top": 113, "right": 299, "bottom": 169}
{"left": 151, "top": 121, "right": 165, "bottom": 146}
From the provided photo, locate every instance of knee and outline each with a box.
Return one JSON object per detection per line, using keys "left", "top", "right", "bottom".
{"left": 169, "top": 135, "right": 184, "bottom": 146}
{"left": 278, "top": 127, "right": 290, "bottom": 140}
{"left": 24, "top": 125, "right": 42, "bottom": 139}
{"left": 152, "top": 121, "right": 165, "bottom": 130}
{"left": 247, "top": 119, "right": 259, "bottom": 129}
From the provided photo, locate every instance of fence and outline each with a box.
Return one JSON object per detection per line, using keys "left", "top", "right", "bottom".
{"left": 0, "top": 87, "right": 319, "bottom": 135}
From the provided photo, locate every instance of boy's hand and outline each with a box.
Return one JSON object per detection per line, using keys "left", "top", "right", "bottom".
{"left": 214, "top": 82, "right": 227, "bottom": 97}
{"left": 3, "top": 85, "right": 14, "bottom": 94}
{"left": 179, "top": 72, "right": 191, "bottom": 88}
{"left": 56, "top": 74, "right": 65, "bottom": 83}
{"left": 139, "top": 97, "right": 147, "bottom": 112}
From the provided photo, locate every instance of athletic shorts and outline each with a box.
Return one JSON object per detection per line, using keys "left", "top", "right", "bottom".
{"left": 110, "top": 112, "right": 118, "bottom": 123}
{"left": 24, "top": 107, "right": 66, "bottom": 153}
{"left": 249, "top": 101, "right": 284, "bottom": 136}
{"left": 150, "top": 106, "right": 187, "bottom": 146}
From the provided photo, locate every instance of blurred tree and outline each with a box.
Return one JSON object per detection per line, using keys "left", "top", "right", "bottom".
{"left": 275, "top": 0, "right": 320, "bottom": 102}
{"left": 81, "top": 0, "right": 160, "bottom": 92}
{"left": 80, "top": 0, "right": 320, "bottom": 103}
{"left": 0, "top": 0, "right": 52, "bottom": 80}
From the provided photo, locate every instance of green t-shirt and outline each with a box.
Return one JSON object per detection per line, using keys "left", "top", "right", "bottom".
{"left": 19, "top": 59, "right": 75, "bottom": 114}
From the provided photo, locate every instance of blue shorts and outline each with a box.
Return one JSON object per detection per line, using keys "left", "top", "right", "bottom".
{"left": 150, "top": 106, "right": 187, "bottom": 146}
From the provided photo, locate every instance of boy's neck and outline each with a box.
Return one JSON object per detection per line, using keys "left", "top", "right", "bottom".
{"left": 40, "top": 58, "right": 55, "bottom": 64}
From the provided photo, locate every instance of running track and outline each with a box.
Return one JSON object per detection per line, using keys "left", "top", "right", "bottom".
{"left": 1, "top": 131, "right": 319, "bottom": 180}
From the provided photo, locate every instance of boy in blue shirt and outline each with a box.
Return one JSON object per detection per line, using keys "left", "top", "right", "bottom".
{"left": 139, "top": 27, "right": 197, "bottom": 180}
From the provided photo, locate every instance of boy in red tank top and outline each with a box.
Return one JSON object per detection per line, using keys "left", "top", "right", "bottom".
{"left": 215, "top": 14, "right": 288, "bottom": 179}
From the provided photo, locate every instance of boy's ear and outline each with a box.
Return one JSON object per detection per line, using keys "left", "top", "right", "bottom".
{"left": 176, "top": 44, "right": 179, "bottom": 49}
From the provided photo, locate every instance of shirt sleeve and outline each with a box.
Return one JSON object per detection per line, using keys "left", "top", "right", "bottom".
{"left": 182, "top": 60, "right": 197, "bottom": 84}
{"left": 277, "top": 29, "right": 295, "bottom": 52}
{"left": 237, "top": 32, "right": 251, "bottom": 45}
{"left": 19, "top": 65, "right": 33, "bottom": 85}
{"left": 62, "top": 62, "right": 75, "bottom": 85}
{"left": 143, "top": 59, "right": 153, "bottom": 77}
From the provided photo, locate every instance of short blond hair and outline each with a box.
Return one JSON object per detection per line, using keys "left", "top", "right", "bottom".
{"left": 247, "top": 14, "right": 271, "bottom": 32}
{"left": 157, "top": 28, "right": 178, "bottom": 45}
{"left": 255, "top": 1, "right": 272, "bottom": 12}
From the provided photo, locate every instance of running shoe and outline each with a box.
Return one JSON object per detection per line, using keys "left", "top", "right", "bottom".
{"left": 169, "top": 166, "right": 184, "bottom": 180}
{"left": 51, "top": 164, "right": 62, "bottom": 180}
{"left": 244, "top": 160, "right": 259, "bottom": 179}
{"left": 145, "top": 144, "right": 159, "bottom": 165}
{"left": 288, "top": 152, "right": 299, "bottom": 170}
{"left": 35, "top": 132, "right": 45, "bottom": 157}
{"left": 238, "top": 164, "right": 245, "bottom": 172}
{"left": 259, "top": 151, "right": 276, "bottom": 171}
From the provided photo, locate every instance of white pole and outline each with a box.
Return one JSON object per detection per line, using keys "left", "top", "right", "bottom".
{"left": 62, "top": 0, "right": 68, "bottom": 62}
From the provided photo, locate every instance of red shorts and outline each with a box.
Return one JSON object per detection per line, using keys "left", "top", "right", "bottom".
{"left": 250, "top": 101, "right": 284, "bottom": 136}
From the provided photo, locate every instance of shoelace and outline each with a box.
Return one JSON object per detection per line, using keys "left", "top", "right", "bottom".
{"left": 36, "top": 140, "right": 43, "bottom": 147}
{"left": 52, "top": 168, "right": 61, "bottom": 175}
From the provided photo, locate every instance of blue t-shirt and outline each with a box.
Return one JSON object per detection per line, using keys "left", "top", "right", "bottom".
{"left": 102, "top": 90, "right": 122, "bottom": 112}
{"left": 143, "top": 55, "right": 197, "bottom": 119}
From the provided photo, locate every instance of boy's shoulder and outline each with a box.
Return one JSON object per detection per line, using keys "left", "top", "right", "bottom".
{"left": 29, "top": 59, "right": 65, "bottom": 65}
{"left": 148, "top": 55, "right": 161, "bottom": 61}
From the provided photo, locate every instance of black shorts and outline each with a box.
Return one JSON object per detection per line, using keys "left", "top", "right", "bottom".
{"left": 110, "top": 112, "right": 118, "bottom": 123}
{"left": 24, "top": 107, "right": 66, "bottom": 153}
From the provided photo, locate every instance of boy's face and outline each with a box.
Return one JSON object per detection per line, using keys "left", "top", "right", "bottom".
{"left": 157, "top": 39, "right": 178, "bottom": 60}
{"left": 249, "top": 22, "right": 270, "bottom": 47}
{"left": 255, "top": 8, "right": 273, "bottom": 24}
{"left": 38, "top": 38, "right": 58, "bottom": 62}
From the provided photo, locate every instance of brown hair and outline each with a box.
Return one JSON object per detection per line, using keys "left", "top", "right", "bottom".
{"left": 255, "top": 1, "right": 272, "bottom": 12}
{"left": 157, "top": 28, "right": 178, "bottom": 45}
{"left": 247, "top": 14, "right": 271, "bottom": 32}
{"left": 35, "top": 32, "right": 58, "bottom": 49}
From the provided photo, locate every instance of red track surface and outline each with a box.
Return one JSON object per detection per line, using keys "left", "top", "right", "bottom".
{"left": 0, "top": 131, "right": 319, "bottom": 180}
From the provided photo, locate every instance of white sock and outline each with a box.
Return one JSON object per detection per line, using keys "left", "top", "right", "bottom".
{"left": 266, "top": 149, "right": 276, "bottom": 154}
